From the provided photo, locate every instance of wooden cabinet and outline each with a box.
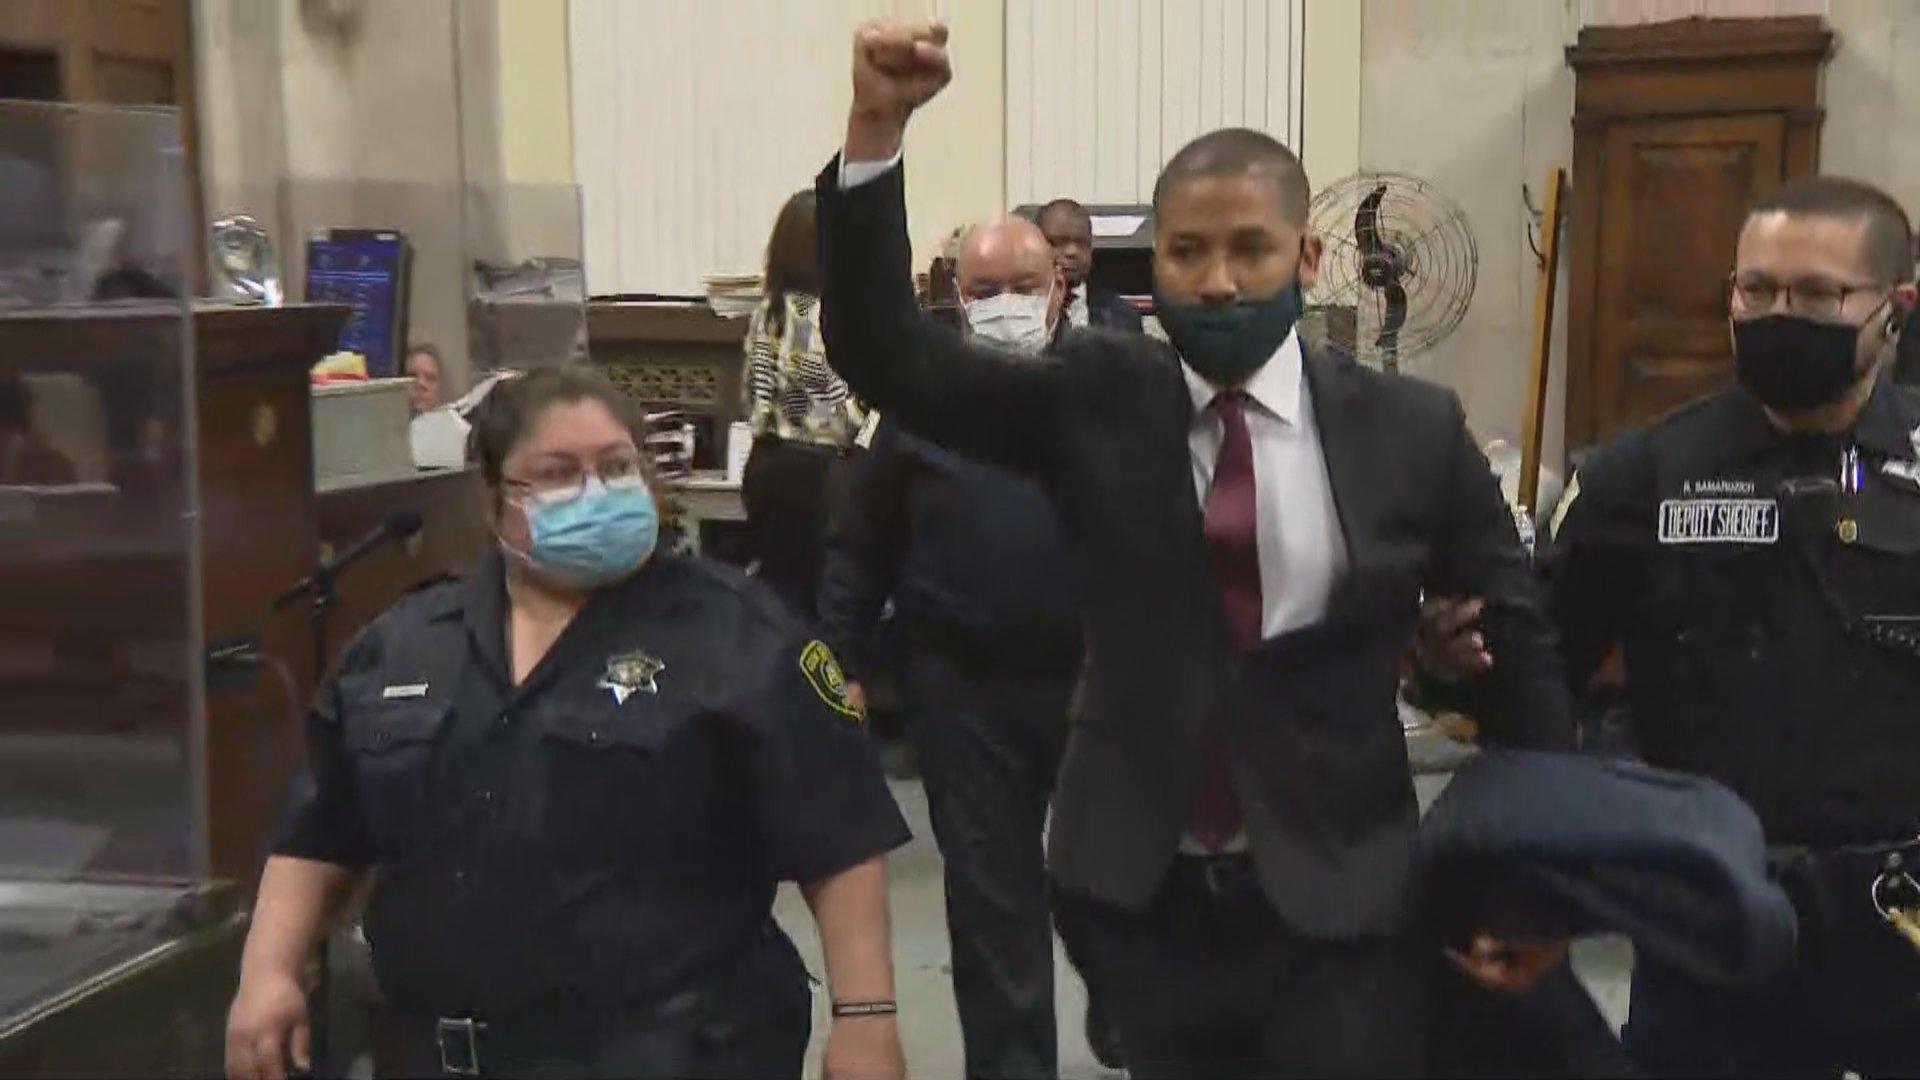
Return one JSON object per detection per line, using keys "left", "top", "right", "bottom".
{"left": 0, "top": 0, "right": 203, "bottom": 284}
{"left": 0, "top": 1, "right": 194, "bottom": 108}
{"left": 194, "top": 305, "right": 344, "bottom": 883}
{"left": 1564, "top": 16, "right": 1831, "bottom": 451}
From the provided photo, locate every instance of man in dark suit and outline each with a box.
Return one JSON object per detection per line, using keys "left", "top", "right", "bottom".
{"left": 822, "top": 22, "right": 1576, "bottom": 1076}
{"left": 821, "top": 217, "right": 1086, "bottom": 1079}
{"left": 1037, "top": 198, "right": 1147, "bottom": 335}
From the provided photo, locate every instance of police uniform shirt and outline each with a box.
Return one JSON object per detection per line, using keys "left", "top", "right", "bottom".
{"left": 1546, "top": 379, "right": 1920, "bottom": 844}
{"left": 277, "top": 549, "right": 910, "bottom": 1022}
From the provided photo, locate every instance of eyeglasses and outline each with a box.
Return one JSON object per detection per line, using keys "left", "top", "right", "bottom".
{"left": 504, "top": 451, "right": 646, "bottom": 505}
{"left": 1726, "top": 273, "right": 1892, "bottom": 322}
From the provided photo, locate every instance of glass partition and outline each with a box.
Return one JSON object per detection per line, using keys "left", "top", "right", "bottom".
{"left": 0, "top": 100, "right": 204, "bottom": 1027}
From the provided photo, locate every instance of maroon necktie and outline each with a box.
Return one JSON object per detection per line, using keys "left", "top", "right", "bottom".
{"left": 1192, "top": 391, "right": 1260, "bottom": 852}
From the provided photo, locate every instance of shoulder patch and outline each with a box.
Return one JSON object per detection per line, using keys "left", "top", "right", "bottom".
{"left": 799, "top": 639, "right": 863, "bottom": 721}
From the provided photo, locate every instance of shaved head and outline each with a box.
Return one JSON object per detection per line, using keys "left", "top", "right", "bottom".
{"left": 1154, "top": 127, "right": 1311, "bottom": 224}
{"left": 953, "top": 215, "right": 1066, "bottom": 341}
{"left": 956, "top": 216, "right": 1057, "bottom": 300}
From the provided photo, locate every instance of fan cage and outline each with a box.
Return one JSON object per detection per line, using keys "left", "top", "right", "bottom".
{"left": 1304, "top": 172, "right": 1478, "bottom": 371}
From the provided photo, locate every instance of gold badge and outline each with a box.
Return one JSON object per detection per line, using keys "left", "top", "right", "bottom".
{"left": 598, "top": 650, "right": 664, "bottom": 705}
{"left": 1837, "top": 518, "right": 1859, "bottom": 545}
{"left": 799, "top": 640, "right": 862, "bottom": 721}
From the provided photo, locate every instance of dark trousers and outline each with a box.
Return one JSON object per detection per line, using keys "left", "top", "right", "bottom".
{"left": 741, "top": 438, "right": 842, "bottom": 620}
{"left": 1624, "top": 953, "right": 1920, "bottom": 1078}
{"left": 377, "top": 930, "right": 811, "bottom": 1079}
{"left": 1052, "top": 860, "right": 1430, "bottom": 1079}
{"left": 906, "top": 647, "right": 1072, "bottom": 1080}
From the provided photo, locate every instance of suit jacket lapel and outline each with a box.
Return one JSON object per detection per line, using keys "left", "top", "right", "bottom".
{"left": 1301, "top": 346, "right": 1371, "bottom": 616}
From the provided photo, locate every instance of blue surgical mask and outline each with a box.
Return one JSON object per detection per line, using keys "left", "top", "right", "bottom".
{"left": 506, "top": 477, "right": 660, "bottom": 588}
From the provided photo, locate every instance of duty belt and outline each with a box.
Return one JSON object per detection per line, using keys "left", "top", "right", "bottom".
{"left": 1774, "top": 834, "right": 1920, "bottom": 969}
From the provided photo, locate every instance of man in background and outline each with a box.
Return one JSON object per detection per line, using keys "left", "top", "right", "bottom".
{"left": 1037, "top": 198, "right": 1144, "bottom": 334}
{"left": 822, "top": 215, "right": 1101, "bottom": 1078}
{"left": 404, "top": 343, "right": 443, "bottom": 414}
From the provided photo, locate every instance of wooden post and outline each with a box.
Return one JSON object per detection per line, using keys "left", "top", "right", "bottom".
{"left": 1519, "top": 167, "right": 1567, "bottom": 514}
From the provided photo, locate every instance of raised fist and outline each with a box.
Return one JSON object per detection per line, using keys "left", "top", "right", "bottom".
{"left": 850, "top": 20, "right": 952, "bottom": 130}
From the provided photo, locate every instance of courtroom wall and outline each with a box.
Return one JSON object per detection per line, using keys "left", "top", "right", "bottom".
{"left": 1357, "top": 0, "right": 1920, "bottom": 476}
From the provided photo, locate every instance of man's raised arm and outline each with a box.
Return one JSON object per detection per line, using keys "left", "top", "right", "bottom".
{"left": 817, "top": 21, "right": 1063, "bottom": 474}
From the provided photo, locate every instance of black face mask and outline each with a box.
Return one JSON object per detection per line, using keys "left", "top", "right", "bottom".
{"left": 1731, "top": 313, "right": 1866, "bottom": 412}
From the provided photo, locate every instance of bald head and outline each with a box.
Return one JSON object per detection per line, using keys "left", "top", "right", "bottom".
{"left": 956, "top": 216, "right": 1058, "bottom": 302}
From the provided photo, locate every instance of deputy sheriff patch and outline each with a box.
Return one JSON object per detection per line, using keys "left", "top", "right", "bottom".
{"left": 1657, "top": 498, "right": 1779, "bottom": 545}
{"left": 799, "top": 639, "right": 863, "bottom": 721}
{"left": 598, "top": 649, "right": 664, "bottom": 705}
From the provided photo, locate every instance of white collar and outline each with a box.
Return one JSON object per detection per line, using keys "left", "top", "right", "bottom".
{"left": 1180, "top": 326, "right": 1304, "bottom": 426}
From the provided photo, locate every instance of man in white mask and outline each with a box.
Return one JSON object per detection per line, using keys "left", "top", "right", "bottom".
{"left": 957, "top": 216, "right": 1065, "bottom": 356}
{"left": 820, "top": 216, "right": 1105, "bottom": 1076}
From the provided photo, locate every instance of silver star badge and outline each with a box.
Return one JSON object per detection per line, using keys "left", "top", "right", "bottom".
{"left": 597, "top": 650, "right": 664, "bottom": 705}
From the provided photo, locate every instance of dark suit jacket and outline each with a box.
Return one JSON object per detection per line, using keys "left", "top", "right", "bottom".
{"left": 816, "top": 158, "right": 1574, "bottom": 938}
{"left": 1083, "top": 284, "right": 1145, "bottom": 334}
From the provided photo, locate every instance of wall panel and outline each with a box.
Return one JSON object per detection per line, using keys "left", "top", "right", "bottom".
{"left": 1007, "top": 0, "right": 1305, "bottom": 207}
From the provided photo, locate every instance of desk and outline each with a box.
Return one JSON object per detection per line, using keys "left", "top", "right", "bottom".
{"left": 676, "top": 471, "right": 746, "bottom": 521}
{"left": 0, "top": 880, "right": 244, "bottom": 1077}
{"left": 671, "top": 471, "right": 747, "bottom": 559}
{"left": 588, "top": 300, "right": 746, "bottom": 472}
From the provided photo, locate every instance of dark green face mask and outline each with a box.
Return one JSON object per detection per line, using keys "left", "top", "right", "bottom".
{"left": 1153, "top": 280, "right": 1304, "bottom": 388}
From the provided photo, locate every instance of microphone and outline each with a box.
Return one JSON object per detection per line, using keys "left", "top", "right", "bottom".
{"left": 273, "top": 508, "right": 424, "bottom": 611}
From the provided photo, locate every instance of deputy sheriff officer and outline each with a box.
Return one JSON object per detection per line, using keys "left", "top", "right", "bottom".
{"left": 225, "top": 365, "right": 911, "bottom": 1080}
{"left": 1545, "top": 176, "right": 1920, "bottom": 1077}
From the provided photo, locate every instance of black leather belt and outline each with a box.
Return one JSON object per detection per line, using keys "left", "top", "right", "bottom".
{"left": 401, "top": 985, "right": 706, "bottom": 1077}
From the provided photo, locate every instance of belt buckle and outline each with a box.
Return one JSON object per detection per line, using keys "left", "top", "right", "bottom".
{"left": 436, "top": 1017, "right": 484, "bottom": 1077}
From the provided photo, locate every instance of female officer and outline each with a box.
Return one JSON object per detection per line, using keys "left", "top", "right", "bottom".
{"left": 226, "top": 366, "right": 910, "bottom": 1079}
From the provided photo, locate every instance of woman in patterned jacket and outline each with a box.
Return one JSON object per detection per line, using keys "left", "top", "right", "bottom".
{"left": 741, "top": 189, "right": 866, "bottom": 619}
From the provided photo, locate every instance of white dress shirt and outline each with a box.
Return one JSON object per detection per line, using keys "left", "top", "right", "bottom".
{"left": 839, "top": 151, "right": 902, "bottom": 190}
{"left": 1183, "top": 329, "right": 1349, "bottom": 639}
{"left": 1066, "top": 287, "right": 1091, "bottom": 329}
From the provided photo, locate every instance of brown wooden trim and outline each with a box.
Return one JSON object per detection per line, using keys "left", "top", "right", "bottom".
{"left": 195, "top": 303, "right": 351, "bottom": 380}
{"left": 1564, "top": 138, "right": 1603, "bottom": 455}
{"left": 586, "top": 301, "right": 748, "bottom": 347}
{"left": 1567, "top": 16, "right": 1831, "bottom": 69}
{"left": 1519, "top": 167, "right": 1566, "bottom": 510}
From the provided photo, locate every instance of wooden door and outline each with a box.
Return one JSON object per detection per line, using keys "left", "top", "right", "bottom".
{"left": 1592, "top": 114, "right": 1786, "bottom": 439}
{"left": 1563, "top": 16, "right": 1830, "bottom": 452}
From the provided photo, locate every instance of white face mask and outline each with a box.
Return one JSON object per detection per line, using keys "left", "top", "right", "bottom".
{"left": 964, "top": 283, "right": 1056, "bottom": 357}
